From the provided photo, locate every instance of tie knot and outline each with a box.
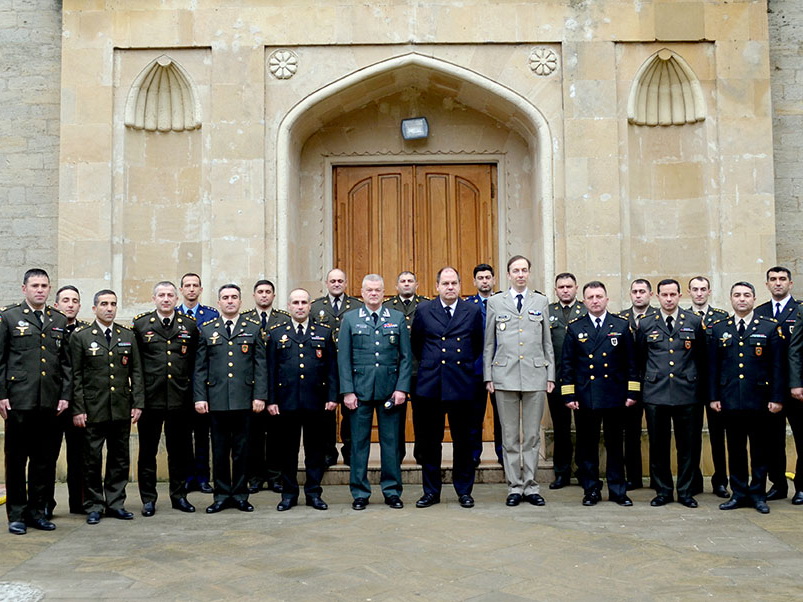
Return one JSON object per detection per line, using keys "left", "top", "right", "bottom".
{"left": 403, "top": 298, "right": 411, "bottom": 306}
{"left": 595, "top": 317, "right": 602, "bottom": 328}
{"left": 261, "top": 311, "right": 267, "bottom": 318}
{"left": 297, "top": 323, "right": 304, "bottom": 335}
{"left": 162, "top": 317, "right": 170, "bottom": 327}
{"left": 225, "top": 319, "right": 233, "bottom": 326}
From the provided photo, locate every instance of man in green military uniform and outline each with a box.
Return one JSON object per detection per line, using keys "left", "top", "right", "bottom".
{"left": 0, "top": 268, "right": 72, "bottom": 535}
{"left": 70, "top": 290, "right": 145, "bottom": 525}
{"left": 133, "top": 281, "right": 199, "bottom": 517}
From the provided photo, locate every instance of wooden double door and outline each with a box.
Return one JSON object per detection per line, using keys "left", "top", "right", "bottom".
{"left": 333, "top": 164, "right": 498, "bottom": 444}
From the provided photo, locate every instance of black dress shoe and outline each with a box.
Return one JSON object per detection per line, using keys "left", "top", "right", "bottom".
{"left": 582, "top": 491, "right": 601, "bottom": 506}
{"left": 306, "top": 496, "right": 328, "bottom": 510}
{"left": 458, "top": 494, "right": 475, "bottom": 508}
{"left": 612, "top": 495, "right": 633, "bottom": 507}
{"left": 236, "top": 500, "right": 254, "bottom": 512}
{"left": 549, "top": 475, "right": 570, "bottom": 490}
{"left": 650, "top": 495, "right": 673, "bottom": 507}
{"left": 384, "top": 495, "right": 403, "bottom": 509}
{"left": 141, "top": 502, "right": 156, "bottom": 517}
{"left": 276, "top": 498, "right": 297, "bottom": 512}
{"left": 719, "top": 497, "right": 746, "bottom": 510}
{"left": 678, "top": 496, "right": 698, "bottom": 508}
{"left": 44, "top": 504, "right": 55, "bottom": 520}
{"left": 766, "top": 487, "right": 788, "bottom": 501}
{"left": 205, "top": 500, "right": 229, "bottom": 514}
{"left": 86, "top": 511, "right": 101, "bottom": 525}
{"left": 199, "top": 481, "right": 214, "bottom": 494}
{"left": 26, "top": 517, "right": 56, "bottom": 531}
{"left": 625, "top": 480, "right": 643, "bottom": 491}
{"left": 106, "top": 508, "right": 134, "bottom": 520}
{"left": 506, "top": 493, "right": 522, "bottom": 506}
{"left": 171, "top": 498, "right": 196, "bottom": 513}
{"left": 352, "top": 497, "right": 369, "bottom": 511}
{"left": 524, "top": 494, "right": 546, "bottom": 506}
{"left": 8, "top": 521, "right": 27, "bottom": 535}
{"left": 755, "top": 500, "right": 771, "bottom": 514}
{"left": 415, "top": 493, "right": 440, "bottom": 508}
{"left": 792, "top": 491, "right": 803, "bottom": 505}
{"left": 713, "top": 485, "right": 730, "bottom": 499}
{"left": 248, "top": 485, "right": 260, "bottom": 494}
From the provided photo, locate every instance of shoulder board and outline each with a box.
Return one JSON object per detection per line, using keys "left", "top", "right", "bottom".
{"left": 182, "top": 312, "right": 197, "bottom": 321}
{"left": 269, "top": 322, "right": 286, "bottom": 330}
{"left": 74, "top": 324, "right": 90, "bottom": 333}
{"left": 490, "top": 290, "right": 502, "bottom": 296}
{"left": 274, "top": 308, "right": 290, "bottom": 315}
{"left": 76, "top": 319, "right": 91, "bottom": 328}
{"left": 114, "top": 323, "right": 132, "bottom": 332}
{"left": 0, "top": 303, "right": 20, "bottom": 312}
{"left": 549, "top": 302, "right": 560, "bottom": 310}
{"left": 46, "top": 305, "right": 65, "bottom": 317}
{"left": 758, "top": 315, "right": 778, "bottom": 323}
{"left": 200, "top": 317, "right": 217, "bottom": 327}
{"left": 568, "top": 315, "right": 585, "bottom": 324}
{"left": 133, "top": 311, "right": 152, "bottom": 321}
{"left": 313, "top": 322, "right": 331, "bottom": 329}
{"left": 312, "top": 296, "right": 327, "bottom": 304}
{"left": 416, "top": 294, "right": 430, "bottom": 301}
{"left": 711, "top": 307, "right": 728, "bottom": 315}
{"left": 200, "top": 304, "right": 216, "bottom": 311}
{"left": 609, "top": 313, "right": 629, "bottom": 323}
{"left": 242, "top": 317, "right": 260, "bottom": 326}
{"left": 532, "top": 289, "right": 544, "bottom": 296}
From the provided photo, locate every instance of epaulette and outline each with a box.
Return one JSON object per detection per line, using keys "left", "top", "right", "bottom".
{"left": 758, "top": 314, "right": 779, "bottom": 324}
{"left": 609, "top": 313, "right": 629, "bottom": 323}
{"left": 182, "top": 312, "right": 197, "bottom": 321}
{"left": 201, "top": 317, "right": 218, "bottom": 328}
{"left": 312, "top": 296, "right": 328, "bottom": 305}
{"left": 491, "top": 290, "right": 502, "bottom": 296}
{"left": 200, "top": 304, "right": 216, "bottom": 311}
{"left": 133, "top": 311, "right": 152, "bottom": 321}
{"left": 0, "top": 303, "right": 20, "bottom": 312}
{"left": 74, "top": 323, "right": 89, "bottom": 333}
{"left": 46, "top": 305, "right": 65, "bottom": 318}
{"left": 241, "top": 316, "right": 261, "bottom": 326}
{"left": 710, "top": 307, "right": 728, "bottom": 315}
{"left": 532, "top": 289, "right": 544, "bottom": 296}
{"left": 312, "top": 322, "right": 332, "bottom": 329}
{"left": 113, "top": 323, "right": 132, "bottom": 332}
{"left": 274, "top": 308, "right": 290, "bottom": 316}
{"left": 269, "top": 322, "right": 286, "bottom": 330}
{"left": 568, "top": 315, "right": 585, "bottom": 324}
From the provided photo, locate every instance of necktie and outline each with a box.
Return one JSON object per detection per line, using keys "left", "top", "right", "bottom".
{"left": 482, "top": 298, "right": 487, "bottom": 310}
{"left": 33, "top": 310, "right": 43, "bottom": 327}
{"left": 332, "top": 296, "right": 340, "bottom": 314}
{"left": 403, "top": 298, "right": 411, "bottom": 307}
{"left": 636, "top": 313, "right": 644, "bottom": 327}
{"left": 261, "top": 311, "right": 267, "bottom": 330}
{"left": 297, "top": 323, "right": 304, "bottom": 336}
{"left": 666, "top": 316, "right": 674, "bottom": 331}
{"left": 595, "top": 317, "right": 602, "bottom": 329}
{"left": 66, "top": 324, "right": 76, "bottom": 334}
{"left": 445, "top": 305, "right": 452, "bottom": 320}
{"left": 696, "top": 310, "right": 704, "bottom": 317}
{"left": 372, "top": 312, "right": 378, "bottom": 325}
{"left": 775, "top": 302, "right": 781, "bottom": 318}
{"left": 738, "top": 318, "right": 746, "bottom": 337}
{"left": 562, "top": 305, "right": 571, "bottom": 320}
{"left": 104, "top": 328, "right": 112, "bottom": 344}
{"left": 162, "top": 317, "right": 171, "bottom": 328}
{"left": 187, "top": 308, "right": 194, "bottom": 319}
{"left": 516, "top": 294, "right": 523, "bottom": 312}
{"left": 225, "top": 319, "right": 233, "bottom": 337}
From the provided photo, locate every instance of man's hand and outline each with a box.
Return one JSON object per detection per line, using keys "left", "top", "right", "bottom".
{"left": 0, "top": 398, "right": 10, "bottom": 420}
{"left": 625, "top": 398, "right": 637, "bottom": 407}
{"left": 791, "top": 387, "right": 803, "bottom": 401}
{"left": 253, "top": 399, "right": 266, "bottom": 413}
{"left": 768, "top": 402, "right": 783, "bottom": 414}
{"left": 56, "top": 399, "right": 69, "bottom": 416}
{"left": 131, "top": 408, "right": 142, "bottom": 424}
{"left": 267, "top": 404, "right": 280, "bottom": 416}
{"left": 343, "top": 393, "right": 358, "bottom": 410}
{"left": 546, "top": 381, "right": 555, "bottom": 394}
{"left": 565, "top": 401, "right": 579, "bottom": 410}
{"left": 392, "top": 391, "right": 406, "bottom": 406}
{"left": 486, "top": 381, "right": 495, "bottom": 394}
{"left": 709, "top": 401, "right": 721, "bottom": 412}
{"left": 325, "top": 402, "right": 338, "bottom": 411}
{"left": 73, "top": 413, "right": 87, "bottom": 428}
{"left": 195, "top": 401, "right": 209, "bottom": 414}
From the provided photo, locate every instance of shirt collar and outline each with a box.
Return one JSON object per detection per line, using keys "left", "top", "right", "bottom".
{"left": 509, "top": 288, "right": 528, "bottom": 298}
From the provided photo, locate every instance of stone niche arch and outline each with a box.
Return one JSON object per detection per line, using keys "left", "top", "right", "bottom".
{"left": 274, "top": 52, "right": 554, "bottom": 295}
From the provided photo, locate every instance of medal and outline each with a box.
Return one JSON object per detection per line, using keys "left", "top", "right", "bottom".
{"left": 241, "top": 344, "right": 249, "bottom": 353}
{"left": 499, "top": 322, "right": 506, "bottom": 331}
{"left": 756, "top": 346, "right": 762, "bottom": 357}
{"left": 390, "top": 335, "right": 396, "bottom": 344}
{"left": 316, "top": 349, "right": 323, "bottom": 358}
{"left": 181, "top": 345, "right": 187, "bottom": 354}
{"left": 611, "top": 337, "right": 618, "bottom": 346}
{"left": 685, "top": 340, "right": 692, "bottom": 349}
{"left": 122, "top": 355, "right": 129, "bottom": 366}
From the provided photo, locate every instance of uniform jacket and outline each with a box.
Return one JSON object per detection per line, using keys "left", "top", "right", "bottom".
{"left": 338, "top": 306, "right": 412, "bottom": 400}
{"left": 635, "top": 310, "right": 707, "bottom": 406}
{"left": 241, "top": 307, "right": 291, "bottom": 330}
{"left": 548, "top": 299, "right": 587, "bottom": 376}
{"left": 618, "top": 305, "right": 659, "bottom": 331}
{"left": 690, "top": 306, "right": 728, "bottom": 330}
{"left": 267, "top": 321, "right": 338, "bottom": 411}
{"left": 310, "top": 294, "right": 359, "bottom": 346}
{"left": 69, "top": 322, "right": 145, "bottom": 423}
{"left": 176, "top": 303, "right": 219, "bottom": 324}
{"left": 133, "top": 310, "right": 199, "bottom": 410}
{"left": 787, "top": 308, "right": 803, "bottom": 388}
{"left": 560, "top": 313, "right": 640, "bottom": 410}
{"left": 383, "top": 294, "right": 428, "bottom": 332}
{"left": 707, "top": 314, "right": 784, "bottom": 410}
{"left": 483, "top": 290, "right": 555, "bottom": 391}
{"left": 193, "top": 316, "right": 268, "bottom": 411}
{"left": 755, "top": 297, "right": 799, "bottom": 341}
{"left": 0, "top": 302, "right": 71, "bottom": 407}
{"left": 411, "top": 298, "right": 484, "bottom": 401}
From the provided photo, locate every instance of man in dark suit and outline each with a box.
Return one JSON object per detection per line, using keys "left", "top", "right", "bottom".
{"left": 709, "top": 281, "right": 784, "bottom": 514}
{"left": 561, "top": 281, "right": 640, "bottom": 507}
{"left": 785, "top": 306, "right": 803, "bottom": 505}
{"left": 618, "top": 278, "right": 658, "bottom": 490}
{"left": 241, "top": 279, "right": 290, "bottom": 494}
{"left": 193, "top": 284, "right": 268, "bottom": 514}
{"left": 70, "top": 290, "right": 145, "bottom": 525}
{"left": 339, "top": 275, "right": 412, "bottom": 510}
{"left": 411, "top": 267, "right": 484, "bottom": 509}
{"left": 687, "top": 276, "right": 730, "bottom": 498}
{"left": 311, "top": 268, "right": 360, "bottom": 466}
{"left": 133, "top": 281, "right": 199, "bottom": 517}
{"left": 547, "top": 272, "right": 586, "bottom": 489}
{"left": 0, "top": 268, "right": 72, "bottom": 535}
{"left": 636, "top": 279, "right": 707, "bottom": 508}
{"left": 267, "top": 288, "right": 338, "bottom": 511}
{"left": 754, "top": 266, "right": 799, "bottom": 501}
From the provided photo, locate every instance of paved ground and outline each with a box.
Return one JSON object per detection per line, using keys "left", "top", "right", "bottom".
{"left": 1, "top": 482, "right": 802, "bottom": 601}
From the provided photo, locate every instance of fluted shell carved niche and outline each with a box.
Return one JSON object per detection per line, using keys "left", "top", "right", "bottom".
{"left": 627, "top": 49, "right": 706, "bottom": 127}
{"left": 124, "top": 55, "right": 202, "bottom": 132}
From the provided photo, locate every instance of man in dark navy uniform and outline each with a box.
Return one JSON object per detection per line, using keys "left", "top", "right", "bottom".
{"left": 709, "top": 281, "right": 784, "bottom": 514}
{"left": 561, "top": 281, "right": 640, "bottom": 507}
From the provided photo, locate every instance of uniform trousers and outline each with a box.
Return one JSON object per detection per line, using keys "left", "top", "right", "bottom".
{"left": 247, "top": 411, "right": 282, "bottom": 488}
{"left": 495, "top": 390, "right": 545, "bottom": 495}
{"left": 349, "top": 400, "right": 403, "bottom": 500}
{"left": 188, "top": 411, "right": 211, "bottom": 486}
{"left": 46, "top": 409, "right": 85, "bottom": 513}
{"left": 137, "top": 407, "right": 192, "bottom": 504}
{"left": 644, "top": 403, "right": 702, "bottom": 498}
{"left": 623, "top": 403, "right": 644, "bottom": 485}
{"left": 547, "top": 388, "right": 575, "bottom": 479}
{"left": 786, "top": 400, "right": 803, "bottom": 493}
{"left": 4, "top": 408, "right": 58, "bottom": 522}
{"left": 469, "top": 382, "right": 502, "bottom": 466}
{"left": 83, "top": 419, "right": 132, "bottom": 513}
{"left": 413, "top": 397, "right": 475, "bottom": 496}
{"left": 574, "top": 406, "right": 626, "bottom": 498}
{"left": 722, "top": 409, "right": 769, "bottom": 503}
{"left": 277, "top": 409, "right": 326, "bottom": 500}
{"left": 766, "top": 399, "right": 803, "bottom": 493}
{"left": 209, "top": 410, "right": 251, "bottom": 503}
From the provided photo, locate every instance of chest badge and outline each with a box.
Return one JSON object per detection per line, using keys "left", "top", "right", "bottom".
{"left": 610, "top": 337, "right": 618, "bottom": 346}
{"left": 755, "top": 346, "right": 762, "bottom": 357}
{"left": 578, "top": 332, "right": 588, "bottom": 343}
{"left": 16, "top": 321, "right": 29, "bottom": 335}
{"left": 498, "top": 322, "right": 506, "bottom": 331}
{"left": 316, "top": 348, "right": 323, "bottom": 358}
{"left": 89, "top": 341, "right": 100, "bottom": 356}
{"left": 241, "top": 344, "right": 249, "bottom": 354}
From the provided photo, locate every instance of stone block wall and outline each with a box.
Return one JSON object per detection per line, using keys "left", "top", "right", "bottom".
{"left": 0, "top": 1, "right": 62, "bottom": 302}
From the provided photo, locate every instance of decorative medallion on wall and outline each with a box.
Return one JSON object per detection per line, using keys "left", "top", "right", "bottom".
{"left": 124, "top": 55, "right": 201, "bottom": 132}
{"left": 269, "top": 50, "right": 298, "bottom": 80}
{"left": 627, "top": 49, "right": 706, "bottom": 126}
{"left": 529, "top": 47, "right": 558, "bottom": 77}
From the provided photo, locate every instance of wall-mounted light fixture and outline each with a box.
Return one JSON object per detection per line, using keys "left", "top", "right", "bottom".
{"left": 401, "top": 117, "right": 429, "bottom": 140}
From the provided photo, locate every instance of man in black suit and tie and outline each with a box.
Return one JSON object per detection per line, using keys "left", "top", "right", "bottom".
{"left": 561, "top": 281, "right": 640, "bottom": 507}
{"left": 754, "top": 266, "right": 799, "bottom": 502}
{"left": 411, "top": 267, "right": 484, "bottom": 509}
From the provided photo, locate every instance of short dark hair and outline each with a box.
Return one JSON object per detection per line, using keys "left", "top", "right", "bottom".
{"left": 397, "top": 271, "right": 416, "bottom": 281}
{"left": 688, "top": 276, "right": 710, "bottom": 288}
{"left": 23, "top": 268, "right": 49, "bottom": 285}
{"left": 93, "top": 289, "right": 116, "bottom": 306}
{"left": 473, "top": 264, "right": 494, "bottom": 278}
{"left": 555, "top": 272, "right": 577, "bottom": 285}
{"left": 180, "top": 272, "right": 201, "bottom": 287}
{"left": 766, "top": 266, "right": 792, "bottom": 280}
{"left": 436, "top": 266, "right": 460, "bottom": 284}
{"left": 730, "top": 281, "right": 756, "bottom": 295}
{"left": 253, "top": 279, "right": 275, "bottom": 293}
{"left": 218, "top": 283, "right": 241, "bottom": 297}
{"left": 631, "top": 278, "right": 652, "bottom": 292}
{"left": 506, "top": 255, "right": 531, "bottom": 271}
{"left": 582, "top": 280, "right": 607, "bottom": 295}
{"left": 657, "top": 279, "right": 681, "bottom": 294}
{"left": 56, "top": 285, "right": 80, "bottom": 301}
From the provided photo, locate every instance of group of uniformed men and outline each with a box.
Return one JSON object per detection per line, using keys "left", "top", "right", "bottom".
{"left": 2, "top": 262, "right": 802, "bottom": 535}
